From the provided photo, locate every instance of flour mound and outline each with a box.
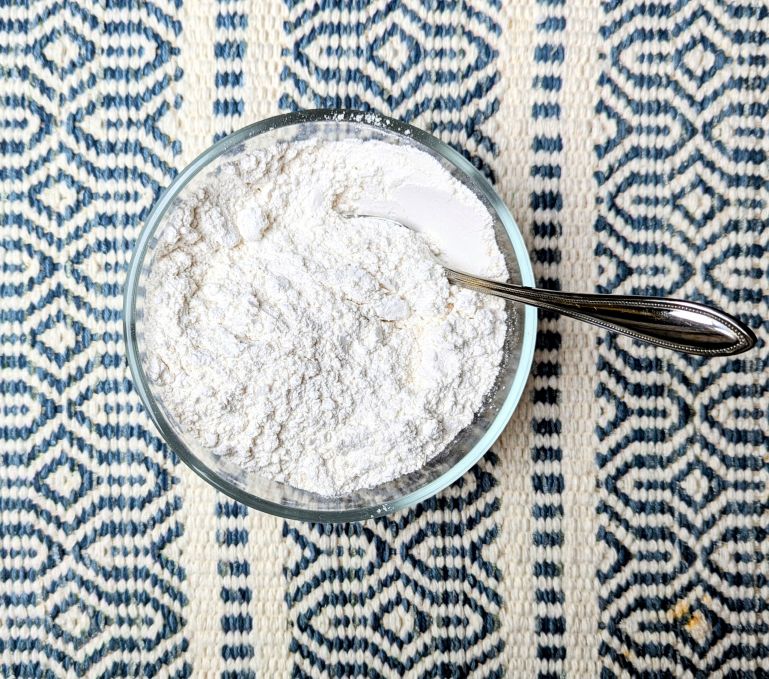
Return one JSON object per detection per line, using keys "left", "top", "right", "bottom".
{"left": 142, "top": 139, "right": 508, "bottom": 496}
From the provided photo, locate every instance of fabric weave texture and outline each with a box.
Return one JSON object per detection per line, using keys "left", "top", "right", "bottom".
{"left": 0, "top": 0, "right": 766, "bottom": 676}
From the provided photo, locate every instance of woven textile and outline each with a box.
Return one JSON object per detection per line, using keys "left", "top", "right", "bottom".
{"left": 0, "top": 0, "right": 766, "bottom": 676}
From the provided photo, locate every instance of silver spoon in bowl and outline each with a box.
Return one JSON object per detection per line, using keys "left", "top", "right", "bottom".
{"left": 351, "top": 213, "right": 756, "bottom": 357}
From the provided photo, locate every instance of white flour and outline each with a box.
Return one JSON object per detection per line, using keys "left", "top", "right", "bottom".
{"left": 142, "top": 137, "right": 508, "bottom": 496}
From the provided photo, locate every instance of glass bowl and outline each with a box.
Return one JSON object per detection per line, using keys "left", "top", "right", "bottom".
{"left": 124, "top": 109, "right": 536, "bottom": 522}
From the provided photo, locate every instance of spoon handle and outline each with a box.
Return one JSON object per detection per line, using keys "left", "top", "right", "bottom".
{"left": 447, "top": 269, "right": 756, "bottom": 356}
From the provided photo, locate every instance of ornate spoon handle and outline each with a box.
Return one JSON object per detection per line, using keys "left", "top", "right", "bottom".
{"left": 447, "top": 269, "right": 756, "bottom": 357}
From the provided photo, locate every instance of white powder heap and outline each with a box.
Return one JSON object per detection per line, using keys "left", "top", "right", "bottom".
{"left": 142, "top": 137, "right": 508, "bottom": 496}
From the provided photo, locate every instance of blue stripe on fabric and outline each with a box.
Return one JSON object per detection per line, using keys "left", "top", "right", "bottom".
{"left": 534, "top": 75, "right": 562, "bottom": 91}
{"left": 534, "top": 43, "right": 565, "bottom": 63}
{"left": 213, "top": 99, "right": 245, "bottom": 116}
{"left": 530, "top": 0, "right": 567, "bottom": 676}
{"left": 213, "top": 1, "right": 251, "bottom": 673}
{"left": 215, "top": 71, "right": 244, "bottom": 87}
{"left": 216, "top": 13, "right": 248, "bottom": 30}
{"left": 214, "top": 40, "right": 247, "bottom": 59}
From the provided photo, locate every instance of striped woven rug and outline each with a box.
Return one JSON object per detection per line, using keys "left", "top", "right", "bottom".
{"left": 1, "top": 1, "right": 767, "bottom": 676}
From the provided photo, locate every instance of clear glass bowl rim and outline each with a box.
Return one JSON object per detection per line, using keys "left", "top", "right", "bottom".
{"left": 123, "top": 108, "right": 537, "bottom": 522}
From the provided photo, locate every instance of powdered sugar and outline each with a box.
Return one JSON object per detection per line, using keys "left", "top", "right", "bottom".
{"left": 142, "top": 137, "right": 508, "bottom": 496}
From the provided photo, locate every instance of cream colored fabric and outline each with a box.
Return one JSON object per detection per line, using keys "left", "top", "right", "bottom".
{"left": 2, "top": 0, "right": 764, "bottom": 676}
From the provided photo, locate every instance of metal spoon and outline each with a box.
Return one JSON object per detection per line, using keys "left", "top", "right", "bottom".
{"left": 355, "top": 214, "right": 756, "bottom": 357}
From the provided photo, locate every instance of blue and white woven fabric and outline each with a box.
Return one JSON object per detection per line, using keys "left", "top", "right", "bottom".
{"left": 0, "top": 1, "right": 766, "bottom": 676}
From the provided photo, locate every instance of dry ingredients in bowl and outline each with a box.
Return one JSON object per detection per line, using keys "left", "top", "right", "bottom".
{"left": 142, "top": 137, "right": 509, "bottom": 496}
